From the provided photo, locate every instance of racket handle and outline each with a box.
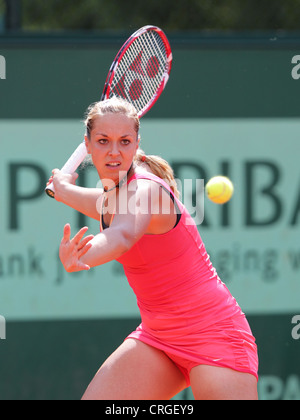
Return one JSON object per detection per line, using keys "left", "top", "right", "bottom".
{"left": 45, "top": 141, "right": 88, "bottom": 199}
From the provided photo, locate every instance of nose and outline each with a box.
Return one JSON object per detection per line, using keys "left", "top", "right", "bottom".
{"left": 109, "top": 142, "right": 121, "bottom": 157}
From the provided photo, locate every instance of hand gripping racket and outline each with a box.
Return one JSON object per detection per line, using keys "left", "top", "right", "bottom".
{"left": 45, "top": 25, "right": 173, "bottom": 198}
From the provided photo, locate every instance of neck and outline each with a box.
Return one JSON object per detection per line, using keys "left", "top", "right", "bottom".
{"left": 103, "top": 163, "right": 134, "bottom": 193}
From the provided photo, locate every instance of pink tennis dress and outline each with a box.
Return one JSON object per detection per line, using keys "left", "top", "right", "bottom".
{"left": 105, "top": 172, "right": 259, "bottom": 386}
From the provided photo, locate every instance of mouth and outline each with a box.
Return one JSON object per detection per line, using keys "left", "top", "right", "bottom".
{"left": 106, "top": 162, "right": 121, "bottom": 168}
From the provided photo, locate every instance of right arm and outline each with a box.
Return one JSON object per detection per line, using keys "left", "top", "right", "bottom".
{"left": 48, "top": 169, "right": 103, "bottom": 221}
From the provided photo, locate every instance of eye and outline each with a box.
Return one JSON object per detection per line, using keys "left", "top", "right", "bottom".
{"left": 98, "top": 138, "right": 108, "bottom": 145}
{"left": 121, "top": 139, "right": 131, "bottom": 145}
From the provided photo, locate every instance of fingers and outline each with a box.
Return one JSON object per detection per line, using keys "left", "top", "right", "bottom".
{"left": 78, "top": 242, "right": 93, "bottom": 259}
{"left": 63, "top": 223, "right": 71, "bottom": 243}
{"left": 78, "top": 234, "right": 94, "bottom": 250}
{"left": 77, "top": 235, "right": 94, "bottom": 259}
{"left": 71, "top": 172, "right": 79, "bottom": 185}
{"left": 60, "top": 225, "right": 93, "bottom": 272}
{"left": 72, "top": 226, "right": 89, "bottom": 245}
{"left": 46, "top": 170, "right": 79, "bottom": 188}
{"left": 76, "top": 262, "right": 91, "bottom": 271}
{"left": 46, "top": 169, "right": 59, "bottom": 186}
{"left": 62, "top": 225, "right": 91, "bottom": 246}
{"left": 46, "top": 176, "right": 53, "bottom": 186}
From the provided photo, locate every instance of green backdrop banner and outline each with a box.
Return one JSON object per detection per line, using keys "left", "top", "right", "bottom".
{"left": 1, "top": 42, "right": 300, "bottom": 118}
{"left": 0, "top": 118, "right": 299, "bottom": 320}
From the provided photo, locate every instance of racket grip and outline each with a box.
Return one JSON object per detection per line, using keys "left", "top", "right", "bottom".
{"left": 45, "top": 141, "right": 88, "bottom": 199}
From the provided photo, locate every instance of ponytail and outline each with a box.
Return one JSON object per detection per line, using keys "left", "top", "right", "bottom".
{"left": 134, "top": 149, "right": 180, "bottom": 199}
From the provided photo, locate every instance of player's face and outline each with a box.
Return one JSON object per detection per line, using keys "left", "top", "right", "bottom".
{"left": 85, "top": 113, "right": 139, "bottom": 184}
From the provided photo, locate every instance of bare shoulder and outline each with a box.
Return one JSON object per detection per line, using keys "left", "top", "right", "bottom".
{"left": 127, "top": 176, "right": 161, "bottom": 195}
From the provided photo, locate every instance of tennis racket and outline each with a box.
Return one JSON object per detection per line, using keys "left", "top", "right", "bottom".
{"left": 45, "top": 25, "right": 172, "bottom": 198}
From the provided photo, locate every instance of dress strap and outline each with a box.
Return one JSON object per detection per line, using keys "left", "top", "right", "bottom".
{"left": 127, "top": 172, "right": 176, "bottom": 198}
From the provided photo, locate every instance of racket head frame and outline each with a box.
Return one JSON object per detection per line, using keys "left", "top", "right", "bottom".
{"left": 101, "top": 25, "right": 173, "bottom": 118}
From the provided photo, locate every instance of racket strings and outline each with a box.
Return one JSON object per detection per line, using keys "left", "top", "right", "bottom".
{"left": 112, "top": 34, "right": 164, "bottom": 105}
{"left": 110, "top": 30, "right": 169, "bottom": 114}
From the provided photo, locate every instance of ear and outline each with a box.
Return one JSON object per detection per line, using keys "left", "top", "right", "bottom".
{"left": 84, "top": 135, "right": 91, "bottom": 154}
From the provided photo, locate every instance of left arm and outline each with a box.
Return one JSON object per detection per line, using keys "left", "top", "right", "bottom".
{"left": 59, "top": 180, "right": 153, "bottom": 272}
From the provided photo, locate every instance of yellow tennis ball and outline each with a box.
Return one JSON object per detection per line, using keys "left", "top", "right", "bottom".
{"left": 206, "top": 176, "right": 234, "bottom": 204}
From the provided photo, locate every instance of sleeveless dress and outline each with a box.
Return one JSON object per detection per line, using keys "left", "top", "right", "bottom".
{"left": 101, "top": 172, "right": 258, "bottom": 386}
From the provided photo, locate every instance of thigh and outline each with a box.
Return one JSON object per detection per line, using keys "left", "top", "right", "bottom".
{"left": 82, "top": 339, "right": 187, "bottom": 400}
{"left": 190, "top": 365, "right": 258, "bottom": 400}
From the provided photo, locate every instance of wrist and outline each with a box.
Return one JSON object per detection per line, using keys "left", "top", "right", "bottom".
{"left": 55, "top": 181, "right": 76, "bottom": 204}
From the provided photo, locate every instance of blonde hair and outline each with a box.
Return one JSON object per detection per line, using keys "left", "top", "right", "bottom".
{"left": 84, "top": 97, "right": 180, "bottom": 199}
{"left": 85, "top": 96, "right": 140, "bottom": 138}
{"left": 135, "top": 149, "right": 180, "bottom": 199}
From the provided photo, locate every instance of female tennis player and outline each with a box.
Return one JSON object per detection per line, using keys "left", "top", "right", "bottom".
{"left": 48, "top": 97, "right": 259, "bottom": 400}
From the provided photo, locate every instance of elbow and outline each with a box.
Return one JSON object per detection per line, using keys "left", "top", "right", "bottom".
{"left": 118, "top": 229, "right": 136, "bottom": 255}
